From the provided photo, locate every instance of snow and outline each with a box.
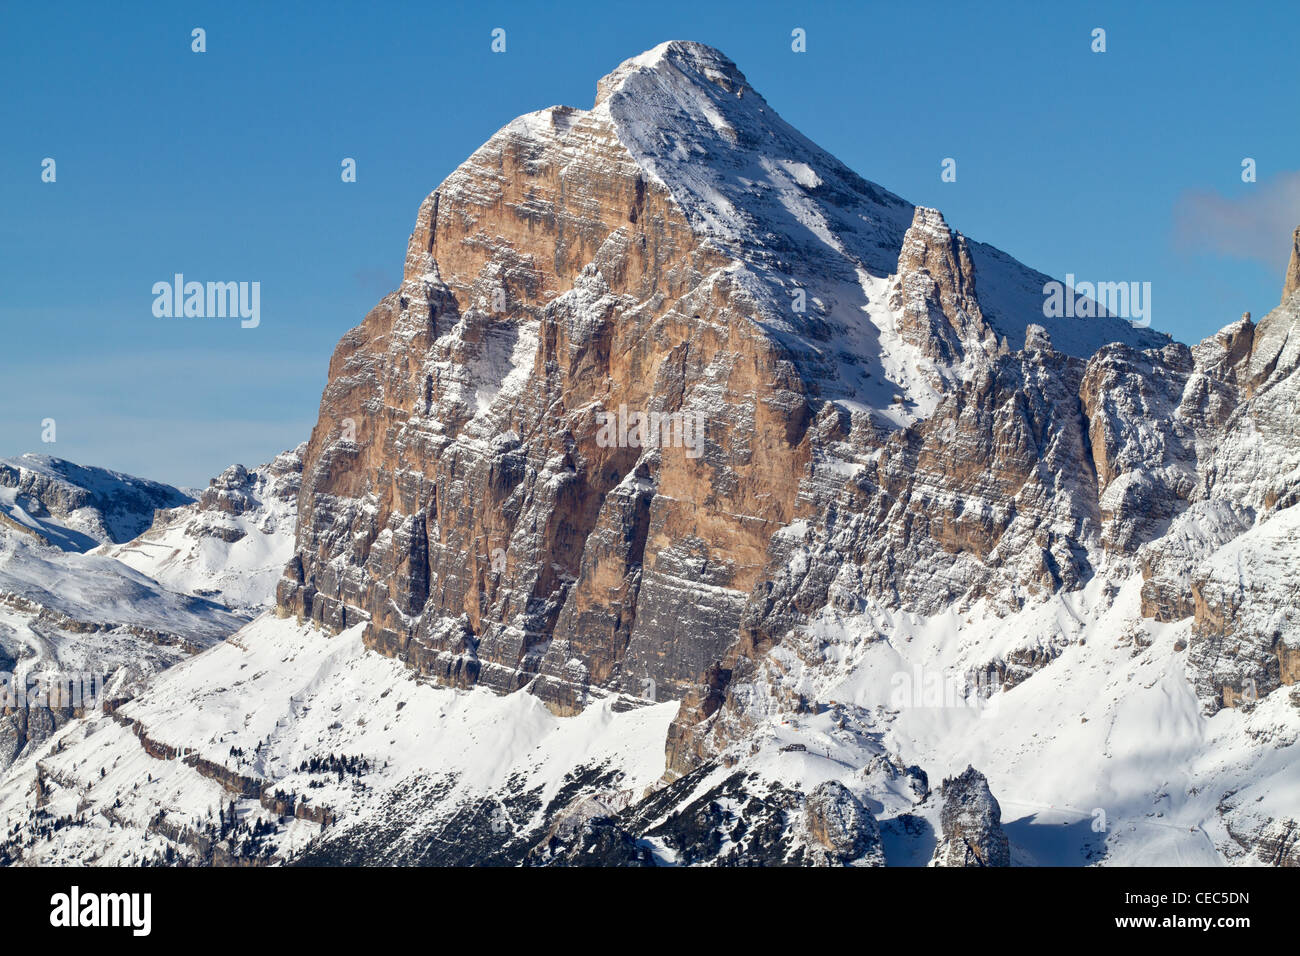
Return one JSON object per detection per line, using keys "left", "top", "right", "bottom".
{"left": 593, "top": 39, "right": 1167, "bottom": 415}
{"left": 0, "top": 613, "right": 679, "bottom": 864}
{"left": 99, "top": 477, "right": 297, "bottom": 612}
{"left": 720, "top": 564, "right": 1299, "bottom": 866}
{"left": 0, "top": 531, "right": 245, "bottom": 648}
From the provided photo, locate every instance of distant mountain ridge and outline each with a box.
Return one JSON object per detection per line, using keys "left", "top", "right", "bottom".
{"left": 0, "top": 454, "right": 192, "bottom": 551}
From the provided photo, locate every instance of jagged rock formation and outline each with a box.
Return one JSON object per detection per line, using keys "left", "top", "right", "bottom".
{"left": 1284, "top": 226, "right": 1300, "bottom": 304}
{"left": 682, "top": 242, "right": 1300, "bottom": 771}
{"left": 931, "top": 766, "right": 1010, "bottom": 867}
{"left": 1131, "top": 288, "right": 1300, "bottom": 712}
{"left": 801, "top": 780, "right": 886, "bottom": 866}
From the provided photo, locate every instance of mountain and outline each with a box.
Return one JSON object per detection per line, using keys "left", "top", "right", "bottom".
{"left": 100, "top": 445, "right": 304, "bottom": 613}
{"left": 0, "top": 448, "right": 303, "bottom": 782}
{"left": 0, "top": 454, "right": 193, "bottom": 552}
{"left": 0, "top": 463, "right": 249, "bottom": 777}
{"left": 277, "top": 40, "right": 1167, "bottom": 713}
{"left": 0, "top": 42, "right": 1296, "bottom": 867}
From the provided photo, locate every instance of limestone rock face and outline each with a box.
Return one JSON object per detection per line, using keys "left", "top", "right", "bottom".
{"left": 891, "top": 206, "right": 1000, "bottom": 380}
{"left": 279, "top": 47, "right": 809, "bottom": 707}
{"left": 1132, "top": 290, "right": 1300, "bottom": 712}
{"left": 931, "top": 766, "right": 1010, "bottom": 867}
{"left": 275, "top": 38, "right": 1295, "bottom": 787}
{"left": 280, "top": 41, "right": 1155, "bottom": 715}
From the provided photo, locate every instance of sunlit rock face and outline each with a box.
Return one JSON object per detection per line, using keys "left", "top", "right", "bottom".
{"left": 279, "top": 40, "right": 1295, "bottom": 776}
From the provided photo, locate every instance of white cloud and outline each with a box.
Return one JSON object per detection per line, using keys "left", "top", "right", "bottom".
{"left": 1172, "top": 171, "right": 1300, "bottom": 273}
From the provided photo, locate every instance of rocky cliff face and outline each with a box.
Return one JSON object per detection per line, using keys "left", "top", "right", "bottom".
{"left": 1130, "top": 288, "right": 1300, "bottom": 713}
{"left": 277, "top": 41, "right": 1167, "bottom": 735}
{"left": 1284, "top": 227, "right": 1300, "bottom": 304}
{"left": 681, "top": 262, "right": 1300, "bottom": 775}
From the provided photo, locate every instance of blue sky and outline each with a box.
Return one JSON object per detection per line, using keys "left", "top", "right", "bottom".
{"left": 2, "top": 0, "right": 1296, "bottom": 487}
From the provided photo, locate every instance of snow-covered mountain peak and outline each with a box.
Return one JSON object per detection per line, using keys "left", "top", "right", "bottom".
{"left": 594, "top": 41, "right": 751, "bottom": 108}
{"left": 585, "top": 41, "right": 1165, "bottom": 383}
{"left": 593, "top": 41, "right": 911, "bottom": 276}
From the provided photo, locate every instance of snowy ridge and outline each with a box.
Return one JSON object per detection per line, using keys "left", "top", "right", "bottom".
{"left": 0, "top": 615, "right": 680, "bottom": 865}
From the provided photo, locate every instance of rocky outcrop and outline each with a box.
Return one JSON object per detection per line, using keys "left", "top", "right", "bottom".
{"left": 931, "top": 766, "right": 1010, "bottom": 867}
{"left": 1186, "top": 508, "right": 1300, "bottom": 709}
{"left": 801, "top": 780, "right": 886, "bottom": 866}
{"left": 199, "top": 464, "right": 257, "bottom": 517}
{"left": 890, "top": 207, "right": 1000, "bottom": 380}
{"left": 1133, "top": 265, "right": 1300, "bottom": 712}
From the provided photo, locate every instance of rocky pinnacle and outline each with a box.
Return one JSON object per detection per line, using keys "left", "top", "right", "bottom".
{"left": 1285, "top": 225, "right": 1300, "bottom": 304}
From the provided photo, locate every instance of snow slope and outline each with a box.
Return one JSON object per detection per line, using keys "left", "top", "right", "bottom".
{"left": 5, "top": 537, "right": 1294, "bottom": 867}
{"left": 0, "top": 614, "right": 680, "bottom": 865}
